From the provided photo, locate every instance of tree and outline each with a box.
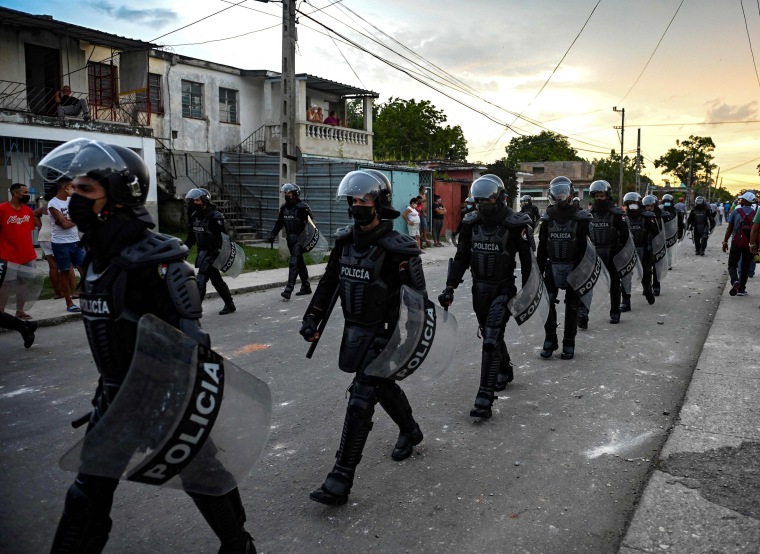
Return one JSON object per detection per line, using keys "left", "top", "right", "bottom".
{"left": 653, "top": 135, "right": 716, "bottom": 195}
{"left": 345, "top": 99, "right": 365, "bottom": 130}
{"left": 484, "top": 158, "right": 518, "bottom": 201}
{"left": 592, "top": 150, "right": 653, "bottom": 197}
{"left": 503, "top": 131, "right": 585, "bottom": 171}
{"left": 373, "top": 97, "right": 468, "bottom": 162}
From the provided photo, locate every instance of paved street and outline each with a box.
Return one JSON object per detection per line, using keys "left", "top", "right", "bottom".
{"left": 0, "top": 238, "right": 741, "bottom": 553}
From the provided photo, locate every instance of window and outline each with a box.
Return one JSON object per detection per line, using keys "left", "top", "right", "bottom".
{"left": 219, "top": 88, "right": 239, "bottom": 124}
{"left": 182, "top": 80, "right": 203, "bottom": 118}
{"left": 88, "top": 62, "right": 119, "bottom": 106}
{"left": 136, "top": 73, "right": 163, "bottom": 113}
{"left": 532, "top": 166, "right": 545, "bottom": 174}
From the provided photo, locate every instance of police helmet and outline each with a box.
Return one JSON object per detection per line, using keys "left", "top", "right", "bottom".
{"left": 642, "top": 194, "right": 658, "bottom": 207}
{"left": 465, "top": 196, "right": 475, "bottom": 205}
{"left": 623, "top": 191, "right": 641, "bottom": 207}
{"left": 281, "top": 183, "right": 300, "bottom": 196}
{"left": 572, "top": 197, "right": 580, "bottom": 205}
{"left": 695, "top": 196, "right": 706, "bottom": 206}
{"left": 548, "top": 176, "right": 573, "bottom": 204}
{"left": 740, "top": 191, "right": 756, "bottom": 203}
{"left": 336, "top": 169, "right": 399, "bottom": 219}
{"left": 470, "top": 174, "right": 506, "bottom": 203}
{"left": 521, "top": 194, "right": 532, "bottom": 206}
{"left": 186, "top": 188, "right": 212, "bottom": 204}
{"left": 38, "top": 139, "right": 150, "bottom": 207}
{"left": 662, "top": 193, "right": 674, "bottom": 203}
{"left": 589, "top": 180, "right": 612, "bottom": 197}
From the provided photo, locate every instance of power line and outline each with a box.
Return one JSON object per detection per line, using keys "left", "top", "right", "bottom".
{"left": 740, "top": 0, "right": 760, "bottom": 90}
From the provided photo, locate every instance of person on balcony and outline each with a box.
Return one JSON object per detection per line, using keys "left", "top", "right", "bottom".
{"left": 323, "top": 111, "right": 339, "bottom": 126}
{"left": 54, "top": 85, "right": 91, "bottom": 122}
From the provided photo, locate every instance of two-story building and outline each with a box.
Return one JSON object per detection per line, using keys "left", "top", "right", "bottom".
{"left": 518, "top": 160, "right": 595, "bottom": 205}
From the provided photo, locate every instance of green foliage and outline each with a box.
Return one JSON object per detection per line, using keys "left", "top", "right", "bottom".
{"left": 484, "top": 159, "right": 518, "bottom": 201}
{"left": 345, "top": 99, "right": 365, "bottom": 130}
{"left": 373, "top": 97, "right": 468, "bottom": 162}
{"left": 653, "top": 135, "right": 716, "bottom": 191}
{"left": 503, "top": 131, "right": 585, "bottom": 169}
{"left": 592, "top": 150, "right": 653, "bottom": 197}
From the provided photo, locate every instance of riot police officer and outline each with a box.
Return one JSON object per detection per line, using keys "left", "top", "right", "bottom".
{"left": 643, "top": 194, "right": 672, "bottom": 296}
{"left": 661, "top": 193, "right": 684, "bottom": 241}
{"left": 300, "top": 169, "right": 427, "bottom": 506}
{"left": 623, "top": 192, "right": 659, "bottom": 309}
{"left": 185, "top": 188, "right": 236, "bottom": 315}
{"left": 578, "top": 180, "right": 629, "bottom": 327}
{"left": 536, "top": 176, "right": 591, "bottom": 360}
{"left": 40, "top": 139, "right": 256, "bottom": 553}
{"left": 686, "top": 196, "right": 716, "bottom": 255}
{"left": 268, "top": 183, "right": 313, "bottom": 299}
{"left": 520, "top": 194, "right": 540, "bottom": 227}
{"left": 438, "top": 175, "right": 533, "bottom": 419}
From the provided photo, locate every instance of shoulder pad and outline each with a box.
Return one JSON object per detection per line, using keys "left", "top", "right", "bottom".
{"left": 573, "top": 209, "right": 593, "bottom": 221}
{"left": 463, "top": 210, "right": 480, "bottom": 224}
{"left": 333, "top": 225, "right": 353, "bottom": 240}
{"left": 119, "top": 232, "right": 188, "bottom": 266}
{"left": 610, "top": 207, "right": 626, "bottom": 216}
{"left": 540, "top": 212, "right": 551, "bottom": 222}
{"left": 378, "top": 231, "right": 422, "bottom": 255}
{"left": 642, "top": 211, "right": 656, "bottom": 218}
{"left": 505, "top": 211, "right": 532, "bottom": 228}
{"left": 296, "top": 201, "right": 310, "bottom": 209}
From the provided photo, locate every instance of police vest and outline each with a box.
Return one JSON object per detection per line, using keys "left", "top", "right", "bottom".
{"left": 190, "top": 209, "right": 223, "bottom": 251}
{"left": 693, "top": 209, "right": 708, "bottom": 231}
{"left": 628, "top": 213, "right": 648, "bottom": 247}
{"left": 470, "top": 222, "right": 515, "bottom": 283}
{"left": 282, "top": 203, "right": 307, "bottom": 235}
{"left": 547, "top": 218, "right": 580, "bottom": 262}
{"left": 339, "top": 242, "right": 392, "bottom": 326}
{"left": 588, "top": 211, "right": 618, "bottom": 249}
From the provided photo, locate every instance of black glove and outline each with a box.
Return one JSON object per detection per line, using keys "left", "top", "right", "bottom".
{"left": 438, "top": 286, "right": 455, "bottom": 308}
{"left": 267, "top": 235, "right": 275, "bottom": 243}
{"left": 300, "top": 314, "right": 320, "bottom": 341}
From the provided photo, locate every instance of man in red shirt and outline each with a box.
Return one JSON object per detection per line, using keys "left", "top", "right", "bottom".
{"left": 0, "top": 183, "right": 39, "bottom": 346}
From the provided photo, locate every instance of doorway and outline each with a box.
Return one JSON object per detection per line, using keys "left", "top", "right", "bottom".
{"left": 25, "top": 43, "right": 60, "bottom": 116}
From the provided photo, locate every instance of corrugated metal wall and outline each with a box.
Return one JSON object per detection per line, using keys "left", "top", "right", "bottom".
{"left": 219, "top": 153, "right": 432, "bottom": 244}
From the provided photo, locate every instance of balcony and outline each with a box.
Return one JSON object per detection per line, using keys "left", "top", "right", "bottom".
{"left": 259, "top": 121, "right": 372, "bottom": 161}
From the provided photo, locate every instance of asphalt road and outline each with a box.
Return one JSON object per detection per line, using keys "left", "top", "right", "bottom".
{"left": 0, "top": 240, "right": 728, "bottom": 554}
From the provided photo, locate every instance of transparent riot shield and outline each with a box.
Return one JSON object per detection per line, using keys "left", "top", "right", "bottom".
{"left": 0, "top": 259, "right": 46, "bottom": 311}
{"left": 664, "top": 217, "right": 678, "bottom": 268}
{"left": 613, "top": 232, "right": 643, "bottom": 295}
{"left": 507, "top": 256, "right": 550, "bottom": 343}
{"left": 212, "top": 233, "right": 246, "bottom": 278}
{"left": 652, "top": 230, "right": 668, "bottom": 281}
{"left": 299, "top": 216, "right": 329, "bottom": 263}
{"left": 60, "top": 314, "right": 271, "bottom": 496}
{"left": 363, "top": 285, "right": 457, "bottom": 382}
{"left": 567, "top": 238, "right": 610, "bottom": 312}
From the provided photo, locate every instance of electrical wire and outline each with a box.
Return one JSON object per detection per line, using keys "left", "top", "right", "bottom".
{"left": 740, "top": 0, "right": 760, "bottom": 90}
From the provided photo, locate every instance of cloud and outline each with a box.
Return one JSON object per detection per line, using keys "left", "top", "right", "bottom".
{"left": 705, "top": 100, "right": 758, "bottom": 122}
{"left": 85, "top": 1, "right": 179, "bottom": 29}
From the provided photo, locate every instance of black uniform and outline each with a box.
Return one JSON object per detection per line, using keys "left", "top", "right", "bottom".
{"left": 536, "top": 203, "right": 591, "bottom": 357}
{"left": 650, "top": 206, "right": 673, "bottom": 295}
{"left": 662, "top": 204, "right": 685, "bottom": 241}
{"left": 580, "top": 200, "right": 629, "bottom": 324}
{"left": 303, "top": 220, "right": 427, "bottom": 505}
{"left": 520, "top": 203, "right": 541, "bottom": 228}
{"left": 51, "top": 209, "right": 254, "bottom": 553}
{"left": 446, "top": 206, "right": 533, "bottom": 417}
{"left": 186, "top": 202, "right": 235, "bottom": 311}
{"left": 686, "top": 205, "right": 716, "bottom": 255}
{"left": 269, "top": 198, "right": 313, "bottom": 295}
{"left": 626, "top": 208, "right": 660, "bottom": 306}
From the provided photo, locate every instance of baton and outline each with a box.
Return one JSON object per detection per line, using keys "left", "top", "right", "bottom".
{"left": 444, "top": 257, "right": 454, "bottom": 312}
{"left": 306, "top": 286, "right": 340, "bottom": 359}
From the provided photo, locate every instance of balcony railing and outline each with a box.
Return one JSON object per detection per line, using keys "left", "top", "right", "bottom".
{"left": 304, "top": 122, "right": 369, "bottom": 145}
{"left": 0, "top": 80, "right": 151, "bottom": 127}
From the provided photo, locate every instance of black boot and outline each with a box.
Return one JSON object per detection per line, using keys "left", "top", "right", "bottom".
{"left": 375, "top": 383, "right": 423, "bottom": 461}
{"left": 281, "top": 285, "right": 293, "bottom": 300}
{"left": 470, "top": 349, "right": 499, "bottom": 418}
{"left": 577, "top": 314, "right": 589, "bottom": 330}
{"left": 50, "top": 481, "right": 115, "bottom": 554}
{"left": 495, "top": 342, "right": 513, "bottom": 391}
{"left": 620, "top": 294, "right": 631, "bottom": 312}
{"left": 190, "top": 488, "right": 255, "bottom": 553}
{"left": 309, "top": 464, "right": 355, "bottom": 506}
{"left": 296, "top": 282, "right": 312, "bottom": 296}
{"left": 644, "top": 286, "right": 655, "bottom": 305}
{"left": 219, "top": 303, "right": 236, "bottom": 315}
{"left": 560, "top": 339, "right": 575, "bottom": 360}
{"left": 653, "top": 283, "right": 660, "bottom": 296}
{"left": 540, "top": 334, "right": 558, "bottom": 359}
{"left": 609, "top": 312, "right": 620, "bottom": 324}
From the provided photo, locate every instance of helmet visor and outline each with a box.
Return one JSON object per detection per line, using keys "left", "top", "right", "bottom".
{"left": 335, "top": 171, "right": 384, "bottom": 202}
{"left": 37, "top": 138, "right": 94, "bottom": 183}
{"left": 549, "top": 183, "right": 572, "bottom": 202}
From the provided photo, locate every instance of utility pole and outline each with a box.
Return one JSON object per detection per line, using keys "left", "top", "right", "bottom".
{"left": 613, "top": 107, "right": 625, "bottom": 203}
{"left": 688, "top": 153, "right": 694, "bottom": 208}
{"left": 635, "top": 128, "right": 641, "bottom": 196}
{"left": 278, "top": 0, "right": 297, "bottom": 256}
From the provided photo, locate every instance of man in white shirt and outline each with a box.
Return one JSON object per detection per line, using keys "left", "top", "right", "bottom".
{"left": 48, "top": 179, "right": 85, "bottom": 312}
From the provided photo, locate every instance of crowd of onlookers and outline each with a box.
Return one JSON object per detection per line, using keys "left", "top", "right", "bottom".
{"left": 306, "top": 105, "right": 342, "bottom": 126}
{"left": 402, "top": 187, "right": 447, "bottom": 250}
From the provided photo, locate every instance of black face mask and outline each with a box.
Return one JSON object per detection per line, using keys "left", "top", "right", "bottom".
{"left": 477, "top": 203, "right": 500, "bottom": 218}
{"left": 285, "top": 196, "right": 297, "bottom": 206}
{"left": 19, "top": 194, "right": 31, "bottom": 204}
{"left": 350, "top": 205, "right": 377, "bottom": 226}
{"left": 594, "top": 199, "right": 609, "bottom": 211}
{"left": 69, "top": 194, "right": 102, "bottom": 234}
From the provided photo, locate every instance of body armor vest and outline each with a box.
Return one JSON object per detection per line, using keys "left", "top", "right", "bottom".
{"left": 339, "top": 242, "right": 392, "bottom": 326}
{"left": 693, "top": 209, "right": 708, "bottom": 231}
{"left": 282, "top": 204, "right": 306, "bottom": 235}
{"left": 190, "top": 210, "right": 222, "bottom": 251}
{"left": 547, "top": 218, "right": 580, "bottom": 262}
{"left": 470, "top": 223, "right": 515, "bottom": 283}
{"left": 628, "top": 214, "right": 648, "bottom": 247}
{"left": 588, "top": 211, "right": 618, "bottom": 249}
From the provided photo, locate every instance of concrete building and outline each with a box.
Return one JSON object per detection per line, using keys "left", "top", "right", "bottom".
{"left": 518, "top": 160, "right": 596, "bottom": 204}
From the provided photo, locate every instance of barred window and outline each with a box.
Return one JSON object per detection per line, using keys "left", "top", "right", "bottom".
{"left": 182, "top": 80, "right": 203, "bottom": 118}
{"left": 136, "top": 73, "right": 163, "bottom": 113}
{"left": 87, "top": 62, "right": 119, "bottom": 106}
{"left": 219, "top": 88, "right": 239, "bottom": 124}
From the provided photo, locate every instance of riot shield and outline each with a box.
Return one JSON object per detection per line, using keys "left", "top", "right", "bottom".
{"left": 298, "top": 216, "right": 329, "bottom": 263}
{"left": 664, "top": 217, "right": 678, "bottom": 268}
{"left": 507, "top": 256, "right": 550, "bottom": 343}
{"left": 652, "top": 231, "right": 668, "bottom": 281}
{"left": 0, "top": 259, "right": 46, "bottom": 311}
{"left": 566, "top": 238, "right": 610, "bottom": 312}
{"left": 60, "top": 314, "right": 271, "bottom": 496}
{"left": 363, "top": 285, "right": 457, "bottom": 382}
{"left": 613, "top": 233, "right": 643, "bottom": 295}
{"left": 212, "top": 233, "right": 245, "bottom": 278}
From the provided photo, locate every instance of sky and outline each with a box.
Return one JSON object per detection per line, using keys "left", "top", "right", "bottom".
{"left": 5, "top": 0, "right": 760, "bottom": 193}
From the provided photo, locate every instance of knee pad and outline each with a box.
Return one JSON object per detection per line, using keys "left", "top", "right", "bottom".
{"left": 347, "top": 381, "right": 377, "bottom": 419}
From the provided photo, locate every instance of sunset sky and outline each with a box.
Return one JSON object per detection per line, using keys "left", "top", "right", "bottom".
{"left": 5, "top": 0, "right": 760, "bottom": 193}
